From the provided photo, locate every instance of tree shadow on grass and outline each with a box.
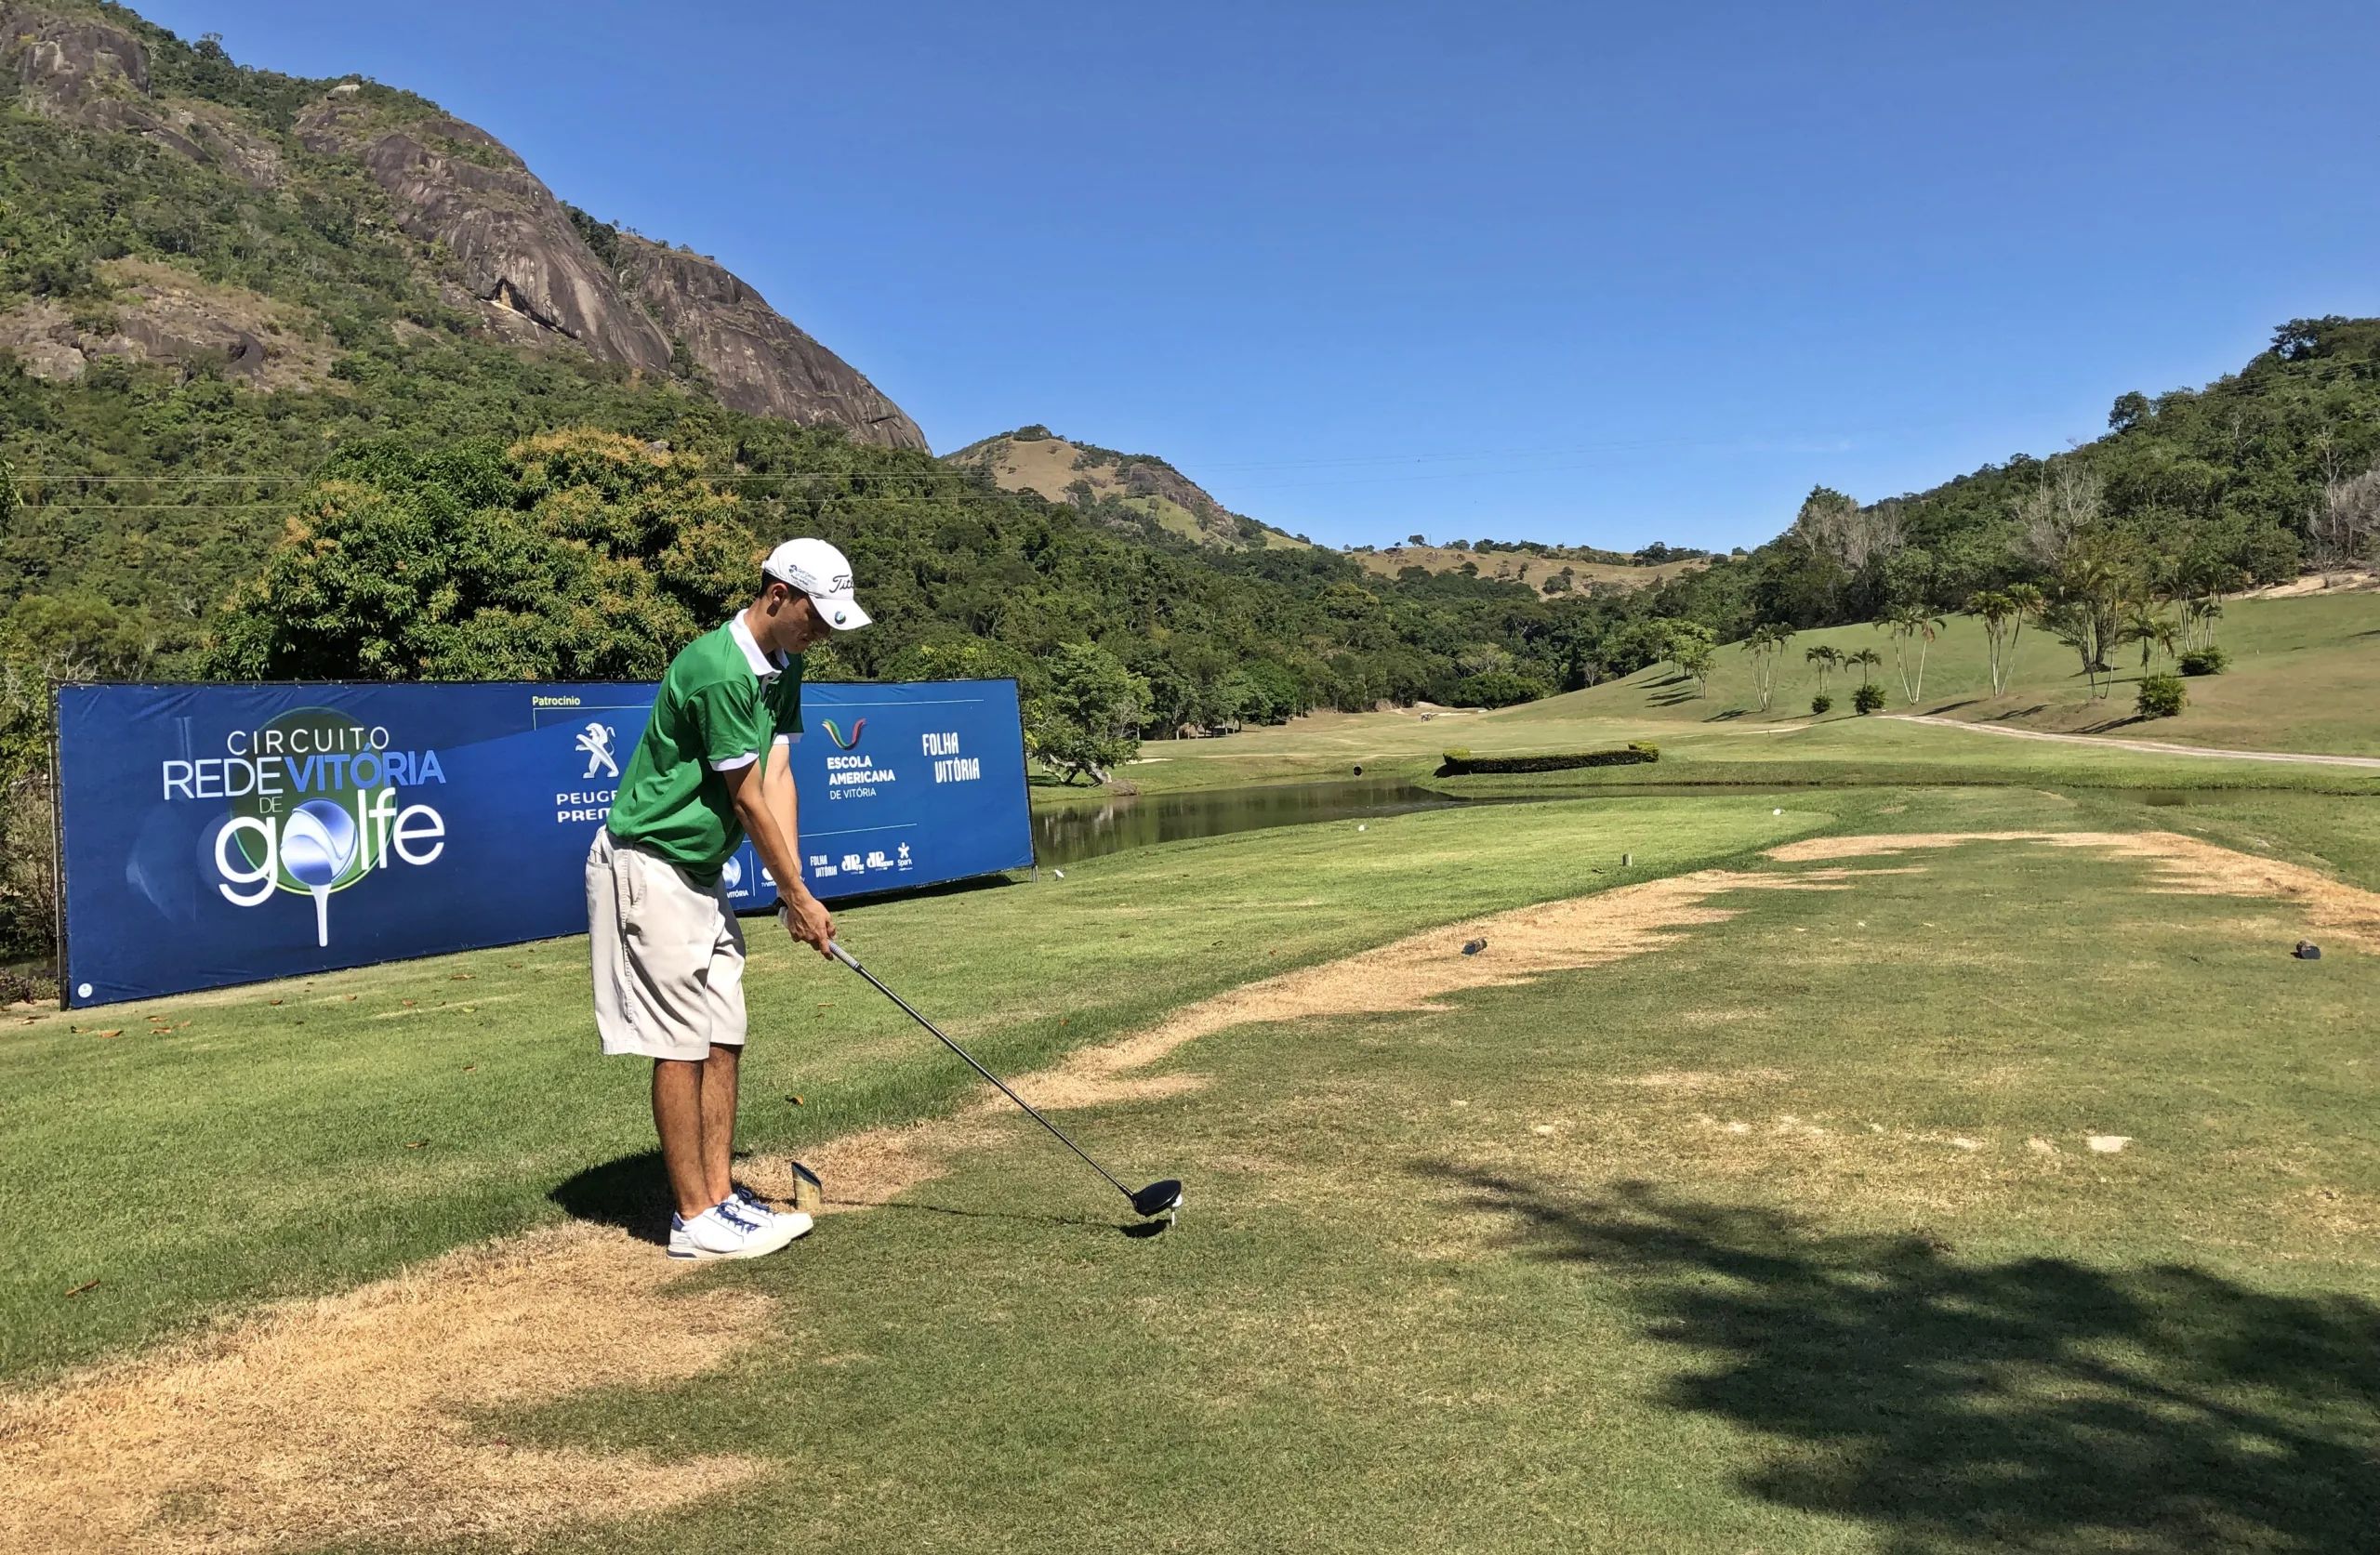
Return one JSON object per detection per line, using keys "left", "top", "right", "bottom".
{"left": 1426, "top": 1170, "right": 2380, "bottom": 1553}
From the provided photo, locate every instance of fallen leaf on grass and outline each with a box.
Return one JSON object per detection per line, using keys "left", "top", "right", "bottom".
{"left": 402, "top": 1001, "right": 416, "bottom": 1008}
{"left": 2087, "top": 1135, "right": 2134, "bottom": 1153}
{"left": 404, "top": 1140, "right": 428, "bottom": 1149}
{"left": 64, "top": 1280, "right": 99, "bottom": 1298}
{"left": 270, "top": 999, "right": 283, "bottom": 1007}
{"left": 786, "top": 1095, "right": 803, "bottom": 1106}
{"left": 462, "top": 1065, "right": 477, "bottom": 1073}
{"left": 91, "top": 1030, "right": 122, "bottom": 1039}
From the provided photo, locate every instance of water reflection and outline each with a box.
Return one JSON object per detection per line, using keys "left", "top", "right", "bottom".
{"left": 1033, "top": 779, "right": 1479, "bottom": 865}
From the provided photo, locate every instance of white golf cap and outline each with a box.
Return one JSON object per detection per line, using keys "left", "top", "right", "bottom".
{"left": 761, "top": 537, "right": 870, "bottom": 630}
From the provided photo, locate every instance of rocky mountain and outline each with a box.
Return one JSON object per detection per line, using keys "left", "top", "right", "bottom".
{"left": 944, "top": 427, "right": 1306, "bottom": 550}
{"left": 0, "top": 1, "right": 924, "bottom": 448}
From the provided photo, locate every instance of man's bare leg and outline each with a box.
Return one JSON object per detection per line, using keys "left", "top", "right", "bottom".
{"left": 653, "top": 1058, "right": 716, "bottom": 1220}
{"left": 700, "top": 1042, "right": 741, "bottom": 1206}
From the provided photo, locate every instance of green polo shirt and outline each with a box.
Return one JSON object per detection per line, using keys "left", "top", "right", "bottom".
{"left": 607, "top": 614, "right": 803, "bottom": 882}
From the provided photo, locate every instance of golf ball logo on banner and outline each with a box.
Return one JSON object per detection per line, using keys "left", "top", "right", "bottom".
{"left": 174, "top": 708, "right": 449, "bottom": 947}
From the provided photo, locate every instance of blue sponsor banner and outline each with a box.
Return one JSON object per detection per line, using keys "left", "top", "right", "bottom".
{"left": 58, "top": 679, "right": 1032, "bottom": 1007}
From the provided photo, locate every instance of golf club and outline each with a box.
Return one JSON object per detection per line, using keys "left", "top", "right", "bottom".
{"left": 825, "top": 941, "right": 1183, "bottom": 1222}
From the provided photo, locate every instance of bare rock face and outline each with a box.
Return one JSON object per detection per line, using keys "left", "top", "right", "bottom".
{"left": 1, "top": 2, "right": 928, "bottom": 447}
{"left": 0, "top": 259, "right": 331, "bottom": 387}
{"left": 295, "top": 99, "right": 675, "bottom": 373}
{"left": 0, "top": 4, "right": 278, "bottom": 181}
{"left": 615, "top": 234, "right": 926, "bottom": 450}
{"left": 0, "top": 3, "right": 150, "bottom": 117}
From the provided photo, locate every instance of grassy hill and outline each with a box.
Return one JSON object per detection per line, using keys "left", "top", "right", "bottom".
{"left": 1525, "top": 586, "right": 2380, "bottom": 758}
{"left": 943, "top": 427, "right": 1309, "bottom": 551}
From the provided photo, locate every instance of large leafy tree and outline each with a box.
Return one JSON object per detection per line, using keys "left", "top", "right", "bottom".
{"left": 205, "top": 432, "right": 752, "bottom": 680}
{"left": 1025, "top": 643, "right": 1150, "bottom": 784}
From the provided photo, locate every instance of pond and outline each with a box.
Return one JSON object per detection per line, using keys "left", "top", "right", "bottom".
{"left": 1032, "top": 778, "right": 1492, "bottom": 865}
{"left": 1026, "top": 777, "right": 2325, "bottom": 868}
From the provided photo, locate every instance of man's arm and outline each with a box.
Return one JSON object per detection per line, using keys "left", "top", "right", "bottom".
{"left": 721, "top": 751, "right": 834, "bottom": 956}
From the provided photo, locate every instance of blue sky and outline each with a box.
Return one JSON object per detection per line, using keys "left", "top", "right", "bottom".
{"left": 137, "top": 1, "right": 2380, "bottom": 553}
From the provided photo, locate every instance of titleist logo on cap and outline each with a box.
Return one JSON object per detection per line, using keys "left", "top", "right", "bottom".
{"left": 774, "top": 564, "right": 853, "bottom": 595}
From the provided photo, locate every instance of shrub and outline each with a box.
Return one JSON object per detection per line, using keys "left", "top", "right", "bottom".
{"left": 1852, "top": 682, "right": 1885, "bottom": 714}
{"left": 1627, "top": 741, "right": 1659, "bottom": 760}
{"left": 1441, "top": 747, "right": 1473, "bottom": 763}
{"left": 2178, "top": 648, "right": 2228, "bottom": 676}
{"left": 1809, "top": 692, "right": 1833, "bottom": 716}
{"left": 2136, "top": 672, "right": 2187, "bottom": 718}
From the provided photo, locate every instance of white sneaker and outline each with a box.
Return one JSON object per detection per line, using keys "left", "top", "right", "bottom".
{"left": 668, "top": 1199, "right": 802, "bottom": 1259}
{"left": 729, "top": 1186, "right": 814, "bottom": 1243}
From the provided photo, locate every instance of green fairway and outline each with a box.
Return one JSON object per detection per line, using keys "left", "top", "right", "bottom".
{"left": 7, "top": 784, "right": 2379, "bottom": 1552}
{"left": 0, "top": 795, "right": 1822, "bottom": 1380}
{"left": 477, "top": 784, "right": 2380, "bottom": 1553}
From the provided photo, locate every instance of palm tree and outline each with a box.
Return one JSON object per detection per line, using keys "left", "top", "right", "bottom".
{"left": 1849, "top": 647, "right": 1883, "bottom": 686}
{"left": 1739, "top": 623, "right": 1792, "bottom": 711}
{"left": 2047, "top": 544, "right": 2129, "bottom": 698}
{"left": 1804, "top": 643, "right": 1842, "bottom": 696}
{"left": 2003, "top": 582, "right": 2045, "bottom": 673}
{"left": 1966, "top": 590, "right": 2015, "bottom": 694}
{"left": 1877, "top": 604, "right": 1947, "bottom": 704}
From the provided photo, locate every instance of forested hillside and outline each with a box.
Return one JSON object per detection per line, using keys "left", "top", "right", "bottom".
{"left": 0, "top": 0, "right": 1711, "bottom": 725}
{"left": 1680, "top": 315, "right": 2374, "bottom": 641}
{"left": 1, "top": 0, "right": 2370, "bottom": 738}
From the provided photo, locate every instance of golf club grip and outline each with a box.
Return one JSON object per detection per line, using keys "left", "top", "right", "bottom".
{"left": 826, "top": 940, "right": 861, "bottom": 969}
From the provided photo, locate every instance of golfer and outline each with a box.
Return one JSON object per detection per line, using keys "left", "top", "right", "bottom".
{"left": 587, "top": 538, "right": 866, "bottom": 1259}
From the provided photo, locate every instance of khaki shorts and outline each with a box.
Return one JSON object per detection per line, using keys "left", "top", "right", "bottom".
{"left": 587, "top": 828, "right": 747, "bottom": 1061}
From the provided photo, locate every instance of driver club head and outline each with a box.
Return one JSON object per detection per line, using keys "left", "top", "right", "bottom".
{"left": 1130, "top": 1179, "right": 1183, "bottom": 1219}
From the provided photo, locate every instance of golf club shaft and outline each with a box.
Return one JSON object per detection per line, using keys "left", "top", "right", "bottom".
{"left": 827, "top": 942, "right": 1135, "bottom": 1201}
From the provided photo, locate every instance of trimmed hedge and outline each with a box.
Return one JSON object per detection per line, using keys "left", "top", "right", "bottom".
{"left": 1436, "top": 743, "right": 1659, "bottom": 776}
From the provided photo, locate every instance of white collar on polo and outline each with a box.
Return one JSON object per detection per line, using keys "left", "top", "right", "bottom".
{"left": 729, "top": 611, "right": 789, "bottom": 679}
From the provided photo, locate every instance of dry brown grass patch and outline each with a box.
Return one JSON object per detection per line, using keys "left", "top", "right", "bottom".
{"left": 0, "top": 1224, "right": 772, "bottom": 1553}
{"left": 33, "top": 828, "right": 2320, "bottom": 1550}
{"left": 1765, "top": 831, "right": 2380, "bottom": 952}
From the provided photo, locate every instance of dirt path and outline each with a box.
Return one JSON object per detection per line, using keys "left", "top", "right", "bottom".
{"left": 7, "top": 831, "right": 2373, "bottom": 1552}
{"left": 1881, "top": 712, "right": 2380, "bottom": 769}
